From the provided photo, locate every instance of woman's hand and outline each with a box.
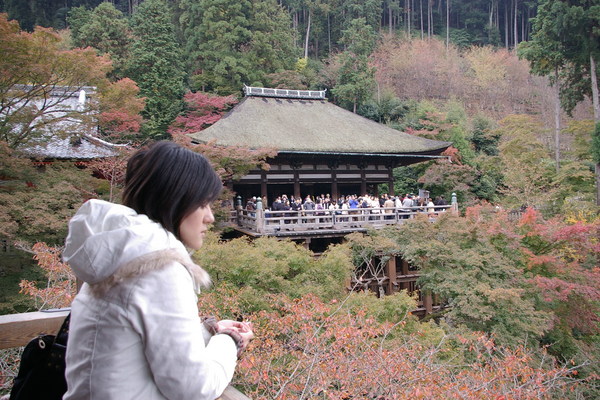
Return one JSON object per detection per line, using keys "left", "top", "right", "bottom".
{"left": 217, "top": 320, "right": 254, "bottom": 349}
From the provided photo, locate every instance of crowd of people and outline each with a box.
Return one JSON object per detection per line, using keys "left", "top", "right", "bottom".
{"left": 244, "top": 193, "right": 449, "bottom": 218}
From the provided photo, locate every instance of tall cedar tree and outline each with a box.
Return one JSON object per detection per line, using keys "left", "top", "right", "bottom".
{"left": 67, "top": 3, "right": 133, "bottom": 80}
{"left": 331, "top": 17, "right": 377, "bottom": 113}
{"left": 179, "top": 0, "right": 296, "bottom": 95}
{"left": 126, "top": 0, "right": 186, "bottom": 140}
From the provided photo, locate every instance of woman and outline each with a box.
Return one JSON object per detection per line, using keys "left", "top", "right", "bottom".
{"left": 427, "top": 197, "right": 436, "bottom": 215}
{"left": 62, "top": 141, "right": 253, "bottom": 400}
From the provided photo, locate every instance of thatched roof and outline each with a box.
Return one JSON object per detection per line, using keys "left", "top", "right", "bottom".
{"left": 188, "top": 92, "right": 450, "bottom": 156}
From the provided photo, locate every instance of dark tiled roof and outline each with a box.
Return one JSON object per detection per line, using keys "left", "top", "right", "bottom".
{"left": 189, "top": 95, "right": 450, "bottom": 155}
{"left": 24, "top": 134, "right": 127, "bottom": 160}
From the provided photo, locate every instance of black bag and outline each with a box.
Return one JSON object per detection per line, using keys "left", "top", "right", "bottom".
{"left": 9, "top": 314, "right": 70, "bottom": 400}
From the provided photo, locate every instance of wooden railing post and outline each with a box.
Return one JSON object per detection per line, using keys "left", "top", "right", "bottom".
{"left": 255, "top": 209, "right": 265, "bottom": 234}
{"left": 451, "top": 192, "right": 459, "bottom": 216}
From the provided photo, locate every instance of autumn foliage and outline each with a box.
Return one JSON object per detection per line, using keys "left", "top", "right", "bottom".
{"left": 192, "top": 212, "right": 598, "bottom": 398}
{"left": 13, "top": 206, "right": 599, "bottom": 398}
{"left": 516, "top": 208, "right": 600, "bottom": 337}
{"left": 19, "top": 242, "right": 76, "bottom": 310}
{"left": 372, "top": 36, "right": 553, "bottom": 119}
{"left": 97, "top": 78, "right": 145, "bottom": 140}
{"left": 199, "top": 291, "right": 588, "bottom": 400}
{"left": 168, "top": 91, "right": 238, "bottom": 137}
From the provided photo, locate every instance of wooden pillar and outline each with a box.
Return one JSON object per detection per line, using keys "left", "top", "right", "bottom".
{"left": 357, "top": 159, "right": 368, "bottom": 195}
{"left": 400, "top": 259, "right": 409, "bottom": 291}
{"left": 260, "top": 171, "right": 268, "bottom": 200}
{"left": 388, "top": 166, "right": 395, "bottom": 195}
{"left": 302, "top": 238, "right": 311, "bottom": 250}
{"left": 402, "top": 259, "right": 409, "bottom": 275}
{"left": 387, "top": 256, "right": 397, "bottom": 294}
{"left": 293, "top": 169, "right": 301, "bottom": 199}
{"left": 360, "top": 168, "right": 367, "bottom": 195}
{"left": 331, "top": 169, "right": 338, "bottom": 200}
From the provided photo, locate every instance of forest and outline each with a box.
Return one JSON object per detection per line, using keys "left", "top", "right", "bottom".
{"left": 1, "top": 0, "right": 599, "bottom": 398}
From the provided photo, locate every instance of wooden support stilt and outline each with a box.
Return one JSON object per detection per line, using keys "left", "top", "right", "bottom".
{"left": 400, "top": 259, "right": 409, "bottom": 290}
{"left": 423, "top": 292, "right": 433, "bottom": 315}
{"left": 387, "top": 256, "right": 397, "bottom": 294}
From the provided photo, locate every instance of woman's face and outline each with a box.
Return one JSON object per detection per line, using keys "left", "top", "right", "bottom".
{"left": 179, "top": 204, "right": 215, "bottom": 250}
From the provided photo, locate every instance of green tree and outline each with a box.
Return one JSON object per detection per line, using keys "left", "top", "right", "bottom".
{"left": 471, "top": 114, "right": 500, "bottom": 156}
{"left": 520, "top": 0, "right": 600, "bottom": 204}
{"left": 193, "top": 233, "right": 354, "bottom": 311}
{"left": 127, "top": 0, "right": 186, "bottom": 140}
{"left": 179, "top": 0, "right": 296, "bottom": 95}
{"left": 373, "top": 212, "right": 551, "bottom": 348}
{"left": 331, "top": 18, "right": 376, "bottom": 113}
{"left": 358, "top": 89, "right": 408, "bottom": 124}
{"left": 68, "top": 3, "right": 132, "bottom": 79}
{"left": 496, "top": 115, "right": 557, "bottom": 209}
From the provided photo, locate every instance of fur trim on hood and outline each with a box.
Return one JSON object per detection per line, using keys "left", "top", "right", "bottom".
{"left": 89, "top": 248, "right": 210, "bottom": 296}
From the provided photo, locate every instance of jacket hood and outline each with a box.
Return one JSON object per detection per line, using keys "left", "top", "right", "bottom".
{"left": 63, "top": 199, "right": 201, "bottom": 286}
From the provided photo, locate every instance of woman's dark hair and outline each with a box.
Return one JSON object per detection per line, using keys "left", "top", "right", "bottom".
{"left": 122, "top": 141, "right": 222, "bottom": 239}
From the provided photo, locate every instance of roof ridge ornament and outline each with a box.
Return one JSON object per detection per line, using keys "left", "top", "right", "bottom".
{"left": 243, "top": 85, "right": 326, "bottom": 100}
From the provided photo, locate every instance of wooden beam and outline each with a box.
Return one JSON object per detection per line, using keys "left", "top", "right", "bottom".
{"left": 219, "top": 386, "right": 252, "bottom": 400}
{"left": 0, "top": 309, "right": 70, "bottom": 349}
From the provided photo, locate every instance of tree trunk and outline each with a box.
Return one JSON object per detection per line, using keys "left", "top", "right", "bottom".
{"left": 504, "top": 1, "right": 509, "bottom": 49}
{"left": 406, "top": 0, "right": 411, "bottom": 37}
{"left": 446, "top": 0, "right": 450, "bottom": 50}
{"left": 488, "top": 1, "right": 493, "bottom": 43}
{"left": 513, "top": 0, "right": 518, "bottom": 47}
{"left": 521, "top": 3, "right": 526, "bottom": 42}
{"left": 590, "top": 54, "right": 600, "bottom": 205}
{"left": 495, "top": 1, "right": 499, "bottom": 36}
{"left": 591, "top": 55, "right": 599, "bottom": 121}
{"left": 420, "top": 0, "right": 424, "bottom": 39}
{"left": 304, "top": 10, "right": 311, "bottom": 59}
{"left": 389, "top": 3, "right": 393, "bottom": 34}
{"left": 428, "top": 0, "right": 432, "bottom": 38}
{"left": 328, "top": 13, "right": 331, "bottom": 54}
{"left": 554, "top": 67, "right": 561, "bottom": 173}
{"left": 293, "top": 12, "right": 298, "bottom": 48}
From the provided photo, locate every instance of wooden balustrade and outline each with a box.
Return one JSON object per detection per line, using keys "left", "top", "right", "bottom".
{"left": 234, "top": 204, "right": 455, "bottom": 235}
{"left": 0, "top": 310, "right": 251, "bottom": 400}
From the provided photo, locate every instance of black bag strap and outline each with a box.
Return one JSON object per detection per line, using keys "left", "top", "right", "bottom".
{"left": 54, "top": 313, "right": 70, "bottom": 347}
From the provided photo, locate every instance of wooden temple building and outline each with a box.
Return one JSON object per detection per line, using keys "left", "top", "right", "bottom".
{"left": 190, "top": 87, "right": 452, "bottom": 312}
{"left": 189, "top": 86, "right": 451, "bottom": 203}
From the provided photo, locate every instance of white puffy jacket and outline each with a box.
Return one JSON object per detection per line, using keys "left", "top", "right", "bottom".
{"left": 62, "top": 199, "right": 238, "bottom": 400}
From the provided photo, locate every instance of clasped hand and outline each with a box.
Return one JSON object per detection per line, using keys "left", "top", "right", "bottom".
{"left": 217, "top": 320, "right": 254, "bottom": 349}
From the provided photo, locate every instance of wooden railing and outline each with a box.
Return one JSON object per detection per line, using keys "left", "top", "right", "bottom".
{"left": 235, "top": 204, "right": 455, "bottom": 235}
{"left": 0, "top": 310, "right": 251, "bottom": 400}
